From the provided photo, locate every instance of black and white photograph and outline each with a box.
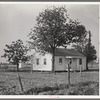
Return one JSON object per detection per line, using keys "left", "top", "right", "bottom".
{"left": 0, "top": 2, "right": 99, "bottom": 96}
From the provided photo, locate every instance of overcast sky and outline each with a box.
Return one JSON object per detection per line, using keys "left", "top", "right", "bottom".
{"left": 0, "top": 3, "right": 99, "bottom": 63}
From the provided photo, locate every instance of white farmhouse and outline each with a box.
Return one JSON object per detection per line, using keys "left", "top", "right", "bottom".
{"left": 31, "top": 48, "right": 86, "bottom": 71}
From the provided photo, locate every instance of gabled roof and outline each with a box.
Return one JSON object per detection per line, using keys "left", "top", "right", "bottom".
{"left": 55, "top": 48, "right": 85, "bottom": 57}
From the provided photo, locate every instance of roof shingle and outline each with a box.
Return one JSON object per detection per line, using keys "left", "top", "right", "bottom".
{"left": 55, "top": 48, "right": 85, "bottom": 57}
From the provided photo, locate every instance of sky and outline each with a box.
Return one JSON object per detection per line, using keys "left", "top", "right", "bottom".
{"left": 0, "top": 3, "right": 99, "bottom": 63}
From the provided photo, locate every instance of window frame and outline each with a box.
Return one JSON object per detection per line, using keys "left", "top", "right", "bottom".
{"left": 44, "top": 58, "right": 47, "bottom": 65}
{"left": 36, "top": 58, "right": 39, "bottom": 65}
{"left": 59, "top": 58, "right": 62, "bottom": 65}
{"left": 79, "top": 58, "right": 82, "bottom": 65}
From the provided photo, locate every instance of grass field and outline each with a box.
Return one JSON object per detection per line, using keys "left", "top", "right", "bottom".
{"left": 0, "top": 70, "right": 99, "bottom": 95}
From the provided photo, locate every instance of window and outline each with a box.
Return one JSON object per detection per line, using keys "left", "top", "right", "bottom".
{"left": 69, "top": 58, "right": 72, "bottom": 64}
{"left": 79, "top": 58, "right": 82, "bottom": 65}
{"left": 36, "top": 58, "right": 39, "bottom": 65}
{"left": 44, "top": 58, "right": 46, "bottom": 65}
{"left": 59, "top": 58, "right": 62, "bottom": 65}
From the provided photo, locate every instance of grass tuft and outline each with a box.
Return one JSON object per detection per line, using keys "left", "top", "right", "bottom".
{"left": 23, "top": 81, "right": 99, "bottom": 95}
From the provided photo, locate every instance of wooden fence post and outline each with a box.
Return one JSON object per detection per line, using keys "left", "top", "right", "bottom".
{"left": 80, "top": 65, "right": 82, "bottom": 77}
{"left": 17, "top": 73, "right": 24, "bottom": 93}
{"left": 68, "top": 64, "right": 70, "bottom": 86}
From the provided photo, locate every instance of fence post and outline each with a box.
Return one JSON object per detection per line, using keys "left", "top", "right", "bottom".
{"left": 68, "top": 64, "right": 70, "bottom": 86}
{"left": 80, "top": 65, "right": 82, "bottom": 77}
{"left": 17, "top": 73, "right": 24, "bottom": 93}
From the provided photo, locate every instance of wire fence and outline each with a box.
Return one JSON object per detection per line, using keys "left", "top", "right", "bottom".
{"left": 0, "top": 63, "right": 32, "bottom": 72}
{"left": 0, "top": 62, "right": 99, "bottom": 72}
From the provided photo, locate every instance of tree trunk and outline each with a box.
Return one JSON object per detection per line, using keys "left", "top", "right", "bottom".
{"left": 52, "top": 48, "right": 55, "bottom": 73}
{"left": 86, "top": 31, "right": 91, "bottom": 71}
{"left": 17, "top": 63, "right": 19, "bottom": 72}
{"left": 86, "top": 58, "right": 88, "bottom": 71}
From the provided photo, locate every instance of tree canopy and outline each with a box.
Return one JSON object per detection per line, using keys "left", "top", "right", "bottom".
{"left": 73, "top": 31, "right": 97, "bottom": 70}
{"left": 28, "top": 6, "right": 87, "bottom": 72}
{"left": 84, "top": 44, "right": 97, "bottom": 63}
{"left": 2, "top": 39, "right": 28, "bottom": 71}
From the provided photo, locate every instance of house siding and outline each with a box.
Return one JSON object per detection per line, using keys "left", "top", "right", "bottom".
{"left": 76, "top": 57, "right": 86, "bottom": 70}
{"left": 71, "top": 58, "right": 77, "bottom": 70}
{"left": 31, "top": 52, "right": 86, "bottom": 71}
{"left": 54, "top": 56, "right": 67, "bottom": 71}
{"left": 32, "top": 53, "right": 52, "bottom": 71}
{"left": 82, "top": 58, "right": 86, "bottom": 70}
{"left": 54, "top": 56, "right": 86, "bottom": 71}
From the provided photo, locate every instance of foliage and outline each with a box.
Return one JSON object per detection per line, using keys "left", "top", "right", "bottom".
{"left": 72, "top": 38, "right": 88, "bottom": 54}
{"left": 2, "top": 39, "right": 28, "bottom": 67}
{"left": 84, "top": 43, "right": 97, "bottom": 63}
{"left": 72, "top": 31, "right": 97, "bottom": 68}
{"left": 23, "top": 81, "right": 98, "bottom": 95}
{"left": 28, "top": 6, "right": 87, "bottom": 72}
{"left": 2, "top": 39, "right": 29, "bottom": 93}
